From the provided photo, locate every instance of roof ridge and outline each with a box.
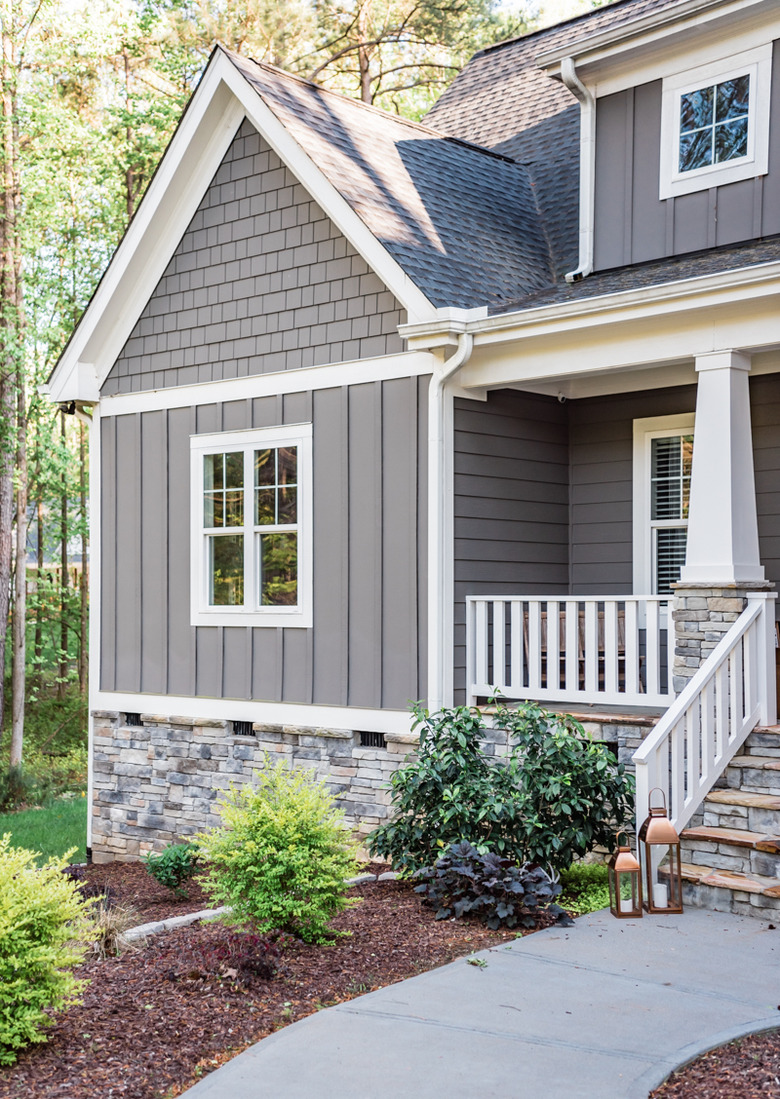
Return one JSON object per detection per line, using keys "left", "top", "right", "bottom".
{"left": 222, "top": 46, "right": 518, "bottom": 164}
{"left": 473, "top": 0, "right": 647, "bottom": 59}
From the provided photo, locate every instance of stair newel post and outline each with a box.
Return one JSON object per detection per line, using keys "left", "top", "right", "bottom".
{"left": 750, "top": 592, "right": 778, "bottom": 728}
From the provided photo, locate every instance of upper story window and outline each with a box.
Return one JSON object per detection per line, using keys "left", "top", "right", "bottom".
{"left": 659, "top": 44, "right": 772, "bottom": 200}
{"left": 190, "top": 424, "right": 313, "bottom": 628}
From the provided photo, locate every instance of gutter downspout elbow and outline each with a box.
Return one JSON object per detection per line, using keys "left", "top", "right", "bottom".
{"left": 562, "top": 56, "right": 595, "bottom": 284}
{"left": 428, "top": 330, "right": 474, "bottom": 714}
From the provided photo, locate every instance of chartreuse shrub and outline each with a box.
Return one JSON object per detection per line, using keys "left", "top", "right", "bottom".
{"left": 0, "top": 836, "right": 92, "bottom": 1065}
{"left": 559, "top": 863, "right": 611, "bottom": 916}
{"left": 197, "top": 760, "right": 359, "bottom": 943}
{"left": 368, "top": 701, "right": 634, "bottom": 874}
{"left": 415, "top": 842, "right": 574, "bottom": 931}
{"left": 144, "top": 842, "right": 199, "bottom": 898}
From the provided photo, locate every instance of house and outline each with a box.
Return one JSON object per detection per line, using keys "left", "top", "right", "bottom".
{"left": 46, "top": 0, "right": 780, "bottom": 914}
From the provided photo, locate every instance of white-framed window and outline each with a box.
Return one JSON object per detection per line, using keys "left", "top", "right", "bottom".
{"left": 633, "top": 414, "right": 695, "bottom": 595}
{"left": 190, "top": 423, "right": 313, "bottom": 628}
{"left": 659, "top": 44, "right": 772, "bottom": 200}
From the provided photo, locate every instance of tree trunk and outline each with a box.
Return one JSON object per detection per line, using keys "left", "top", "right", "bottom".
{"left": 358, "top": 0, "right": 372, "bottom": 103}
{"left": 58, "top": 409, "right": 68, "bottom": 700}
{"left": 78, "top": 417, "right": 87, "bottom": 695}
{"left": 34, "top": 457, "right": 42, "bottom": 685}
{"left": 10, "top": 352, "right": 26, "bottom": 766}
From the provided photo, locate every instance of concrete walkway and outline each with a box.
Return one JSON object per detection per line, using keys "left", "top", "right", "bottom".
{"left": 181, "top": 907, "right": 780, "bottom": 1099}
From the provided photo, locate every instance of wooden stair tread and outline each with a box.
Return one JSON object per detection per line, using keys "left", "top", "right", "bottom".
{"left": 681, "top": 825, "right": 780, "bottom": 850}
{"left": 678, "top": 862, "right": 780, "bottom": 897}
{"left": 705, "top": 790, "right": 780, "bottom": 810}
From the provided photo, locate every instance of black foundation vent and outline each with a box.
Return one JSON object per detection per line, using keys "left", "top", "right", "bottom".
{"left": 359, "top": 731, "right": 387, "bottom": 749}
{"left": 232, "top": 720, "right": 256, "bottom": 737}
{"left": 124, "top": 712, "right": 143, "bottom": 727}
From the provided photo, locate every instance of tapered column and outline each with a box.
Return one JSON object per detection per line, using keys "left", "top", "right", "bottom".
{"left": 680, "top": 350, "right": 764, "bottom": 585}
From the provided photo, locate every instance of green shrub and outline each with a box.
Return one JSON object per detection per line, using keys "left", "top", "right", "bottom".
{"left": 414, "top": 841, "right": 573, "bottom": 930}
{"left": 196, "top": 760, "right": 358, "bottom": 943}
{"left": 145, "top": 842, "right": 199, "bottom": 898}
{"left": 0, "top": 835, "right": 92, "bottom": 1065}
{"left": 0, "top": 748, "right": 87, "bottom": 811}
{"left": 559, "top": 863, "right": 611, "bottom": 916}
{"left": 368, "top": 702, "right": 634, "bottom": 874}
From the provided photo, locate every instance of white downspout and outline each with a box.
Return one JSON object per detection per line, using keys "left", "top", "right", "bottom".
{"left": 428, "top": 331, "right": 474, "bottom": 713}
{"left": 72, "top": 403, "right": 96, "bottom": 861}
{"left": 562, "top": 56, "right": 596, "bottom": 283}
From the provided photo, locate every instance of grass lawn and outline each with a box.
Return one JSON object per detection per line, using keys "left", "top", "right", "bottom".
{"left": 0, "top": 796, "right": 88, "bottom": 864}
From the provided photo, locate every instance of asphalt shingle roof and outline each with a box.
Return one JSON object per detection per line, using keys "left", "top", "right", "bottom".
{"left": 227, "top": 49, "right": 554, "bottom": 310}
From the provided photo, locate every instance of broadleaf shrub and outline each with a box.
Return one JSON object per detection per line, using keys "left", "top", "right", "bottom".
{"left": 0, "top": 836, "right": 92, "bottom": 1065}
{"left": 368, "top": 701, "right": 634, "bottom": 873}
{"left": 194, "top": 927, "right": 289, "bottom": 982}
{"left": 414, "top": 841, "right": 573, "bottom": 930}
{"left": 145, "top": 842, "right": 199, "bottom": 898}
{"left": 196, "top": 760, "right": 358, "bottom": 943}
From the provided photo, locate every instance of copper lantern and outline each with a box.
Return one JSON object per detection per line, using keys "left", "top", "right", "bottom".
{"left": 638, "top": 788, "right": 683, "bottom": 914}
{"left": 608, "top": 831, "right": 642, "bottom": 919}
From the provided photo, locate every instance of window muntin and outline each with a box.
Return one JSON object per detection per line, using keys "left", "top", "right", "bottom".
{"left": 678, "top": 75, "right": 749, "bottom": 173}
{"left": 650, "top": 435, "right": 693, "bottom": 595}
{"left": 191, "top": 425, "right": 312, "bottom": 628}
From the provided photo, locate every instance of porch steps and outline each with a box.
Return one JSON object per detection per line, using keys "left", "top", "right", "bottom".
{"left": 678, "top": 727, "right": 780, "bottom": 919}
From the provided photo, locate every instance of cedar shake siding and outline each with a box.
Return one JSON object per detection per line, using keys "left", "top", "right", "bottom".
{"left": 102, "top": 119, "right": 406, "bottom": 396}
{"left": 594, "top": 44, "right": 780, "bottom": 272}
{"left": 100, "top": 377, "right": 428, "bottom": 708}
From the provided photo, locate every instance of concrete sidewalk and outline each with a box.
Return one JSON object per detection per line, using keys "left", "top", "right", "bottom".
{"left": 181, "top": 907, "right": 780, "bottom": 1099}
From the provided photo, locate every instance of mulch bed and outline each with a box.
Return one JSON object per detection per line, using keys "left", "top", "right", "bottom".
{"left": 0, "top": 864, "right": 529, "bottom": 1099}
{"left": 651, "top": 1030, "right": 780, "bottom": 1098}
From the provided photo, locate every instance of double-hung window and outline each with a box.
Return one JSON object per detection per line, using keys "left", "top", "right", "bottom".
{"left": 633, "top": 414, "right": 695, "bottom": 596}
{"left": 190, "top": 424, "right": 312, "bottom": 627}
{"left": 659, "top": 45, "right": 772, "bottom": 199}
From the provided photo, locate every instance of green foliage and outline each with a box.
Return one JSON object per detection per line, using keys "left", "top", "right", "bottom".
{"left": 0, "top": 836, "right": 91, "bottom": 1065}
{"left": 144, "top": 842, "right": 199, "bottom": 899}
{"left": 493, "top": 703, "right": 635, "bottom": 873}
{"left": 369, "top": 702, "right": 634, "bottom": 874}
{"left": 414, "top": 841, "right": 572, "bottom": 931}
{"left": 0, "top": 748, "right": 88, "bottom": 811}
{"left": 0, "top": 796, "right": 87, "bottom": 865}
{"left": 559, "top": 863, "right": 611, "bottom": 916}
{"left": 197, "top": 759, "right": 359, "bottom": 943}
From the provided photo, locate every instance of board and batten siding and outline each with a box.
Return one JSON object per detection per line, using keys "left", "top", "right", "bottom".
{"left": 102, "top": 119, "right": 406, "bottom": 396}
{"left": 593, "top": 42, "right": 780, "bottom": 270}
{"left": 100, "top": 377, "right": 428, "bottom": 709}
{"left": 452, "top": 389, "right": 569, "bottom": 702}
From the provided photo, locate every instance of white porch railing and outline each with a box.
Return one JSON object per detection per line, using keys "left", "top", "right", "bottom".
{"left": 634, "top": 593, "right": 777, "bottom": 836}
{"left": 466, "top": 595, "right": 674, "bottom": 709}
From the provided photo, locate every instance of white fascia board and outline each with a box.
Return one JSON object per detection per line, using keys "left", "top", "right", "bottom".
{"left": 49, "top": 52, "right": 437, "bottom": 406}
{"left": 538, "top": 0, "right": 770, "bottom": 75}
{"left": 91, "top": 691, "right": 415, "bottom": 736}
{"left": 98, "top": 349, "right": 434, "bottom": 418}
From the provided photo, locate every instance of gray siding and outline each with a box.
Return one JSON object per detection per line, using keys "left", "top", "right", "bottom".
{"left": 100, "top": 376, "right": 428, "bottom": 709}
{"left": 594, "top": 43, "right": 780, "bottom": 270}
{"left": 103, "top": 120, "right": 406, "bottom": 396}
{"left": 751, "top": 372, "right": 780, "bottom": 597}
{"left": 453, "top": 390, "right": 569, "bottom": 702}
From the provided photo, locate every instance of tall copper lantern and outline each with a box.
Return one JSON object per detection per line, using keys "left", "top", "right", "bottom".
{"left": 608, "top": 831, "right": 643, "bottom": 919}
{"left": 638, "top": 788, "right": 683, "bottom": 914}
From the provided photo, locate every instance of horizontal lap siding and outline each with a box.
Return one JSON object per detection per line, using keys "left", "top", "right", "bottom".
{"left": 594, "top": 42, "right": 780, "bottom": 270}
{"left": 101, "top": 379, "right": 428, "bottom": 709}
{"left": 453, "top": 390, "right": 569, "bottom": 702}
{"left": 102, "top": 119, "right": 406, "bottom": 395}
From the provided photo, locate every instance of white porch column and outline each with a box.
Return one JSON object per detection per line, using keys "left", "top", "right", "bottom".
{"left": 680, "top": 350, "right": 764, "bottom": 585}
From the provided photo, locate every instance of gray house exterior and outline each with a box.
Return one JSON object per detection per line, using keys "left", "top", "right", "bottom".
{"left": 48, "top": 0, "right": 780, "bottom": 901}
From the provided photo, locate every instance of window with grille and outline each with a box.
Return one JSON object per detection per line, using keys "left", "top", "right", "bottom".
{"left": 651, "top": 434, "right": 692, "bottom": 594}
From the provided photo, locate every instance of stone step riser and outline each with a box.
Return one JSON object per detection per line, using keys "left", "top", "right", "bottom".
{"left": 743, "top": 730, "right": 780, "bottom": 754}
{"left": 723, "top": 768, "right": 780, "bottom": 795}
{"left": 703, "top": 803, "right": 780, "bottom": 835}
{"left": 681, "top": 839, "right": 780, "bottom": 879}
{"left": 682, "top": 880, "right": 780, "bottom": 919}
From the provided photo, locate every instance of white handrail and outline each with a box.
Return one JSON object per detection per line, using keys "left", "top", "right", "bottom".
{"left": 634, "top": 593, "right": 777, "bottom": 837}
{"left": 466, "top": 595, "right": 673, "bottom": 708}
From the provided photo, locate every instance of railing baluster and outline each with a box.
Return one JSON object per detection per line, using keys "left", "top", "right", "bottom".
{"left": 604, "top": 599, "right": 619, "bottom": 695}
{"left": 547, "top": 600, "right": 560, "bottom": 691}
{"left": 671, "top": 718, "right": 685, "bottom": 824}
{"left": 701, "top": 679, "right": 715, "bottom": 788}
{"left": 625, "top": 599, "right": 639, "bottom": 696}
{"left": 510, "top": 600, "right": 522, "bottom": 695}
{"left": 714, "top": 662, "right": 727, "bottom": 764}
{"left": 584, "top": 600, "right": 598, "bottom": 695}
{"left": 731, "top": 644, "right": 743, "bottom": 742}
{"left": 528, "top": 601, "right": 542, "bottom": 692}
{"left": 646, "top": 599, "right": 660, "bottom": 698}
{"left": 475, "top": 599, "right": 488, "bottom": 692}
{"left": 565, "top": 600, "right": 579, "bottom": 693}
{"left": 492, "top": 600, "right": 505, "bottom": 693}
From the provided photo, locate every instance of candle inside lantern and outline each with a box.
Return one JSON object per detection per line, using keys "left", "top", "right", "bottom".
{"left": 620, "top": 898, "right": 634, "bottom": 914}
{"left": 653, "top": 882, "right": 668, "bottom": 908}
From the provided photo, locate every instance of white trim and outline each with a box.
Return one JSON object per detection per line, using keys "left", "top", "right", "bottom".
{"left": 98, "top": 351, "right": 434, "bottom": 418}
{"left": 659, "top": 45, "right": 772, "bottom": 200}
{"left": 48, "top": 50, "right": 436, "bottom": 404}
{"left": 86, "top": 407, "right": 101, "bottom": 853}
{"left": 633, "top": 413, "right": 695, "bottom": 595}
{"left": 92, "top": 692, "right": 414, "bottom": 736}
{"left": 190, "top": 423, "right": 313, "bottom": 628}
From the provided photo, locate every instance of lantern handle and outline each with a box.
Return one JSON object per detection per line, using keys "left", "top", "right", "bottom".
{"left": 614, "top": 828, "right": 632, "bottom": 849}
{"left": 648, "top": 787, "right": 668, "bottom": 813}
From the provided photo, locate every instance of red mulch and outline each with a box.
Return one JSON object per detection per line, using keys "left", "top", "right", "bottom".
{"left": 0, "top": 865, "right": 531, "bottom": 1099}
{"left": 651, "top": 1030, "right": 780, "bottom": 1098}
